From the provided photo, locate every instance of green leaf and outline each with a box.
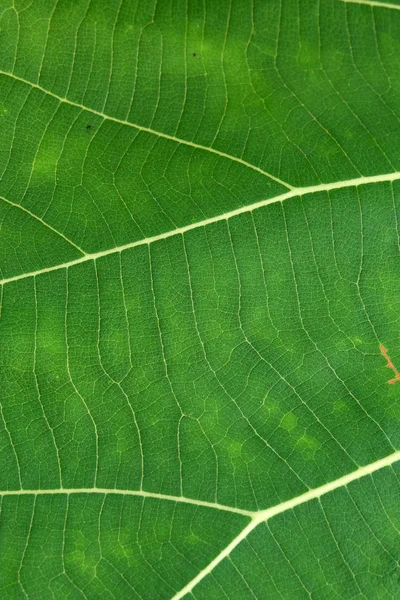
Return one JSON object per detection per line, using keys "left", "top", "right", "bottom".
{"left": 0, "top": 0, "right": 399, "bottom": 598}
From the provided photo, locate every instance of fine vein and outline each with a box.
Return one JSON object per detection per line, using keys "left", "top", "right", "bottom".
{"left": 1, "top": 170, "right": 400, "bottom": 286}
{"left": 0, "top": 453, "right": 397, "bottom": 597}
{"left": 0, "top": 194, "right": 85, "bottom": 255}
{"left": 172, "top": 450, "right": 400, "bottom": 599}
{"left": 0, "top": 69, "right": 291, "bottom": 190}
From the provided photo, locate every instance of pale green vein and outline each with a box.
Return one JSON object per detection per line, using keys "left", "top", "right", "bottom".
{"left": 339, "top": 0, "right": 400, "bottom": 10}
{"left": 1, "top": 170, "right": 400, "bottom": 286}
{"left": 0, "top": 194, "right": 86, "bottom": 255}
{"left": 172, "top": 451, "right": 400, "bottom": 599}
{"left": 0, "top": 70, "right": 292, "bottom": 190}
{"left": 0, "top": 487, "right": 253, "bottom": 517}
{"left": 0, "top": 452, "right": 398, "bottom": 521}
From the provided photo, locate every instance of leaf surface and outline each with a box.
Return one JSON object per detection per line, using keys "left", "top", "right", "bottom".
{"left": 0, "top": 0, "right": 400, "bottom": 598}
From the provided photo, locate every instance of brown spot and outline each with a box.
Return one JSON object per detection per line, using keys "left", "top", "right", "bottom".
{"left": 380, "top": 344, "right": 400, "bottom": 384}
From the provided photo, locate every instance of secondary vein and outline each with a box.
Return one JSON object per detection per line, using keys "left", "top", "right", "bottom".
{"left": 1, "top": 170, "right": 400, "bottom": 286}
{"left": 171, "top": 450, "right": 400, "bottom": 599}
{"left": 0, "top": 451, "right": 398, "bottom": 520}
{"left": 0, "top": 194, "right": 85, "bottom": 255}
{"left": 0, "top": 69, "right": 292, "bottom": 190}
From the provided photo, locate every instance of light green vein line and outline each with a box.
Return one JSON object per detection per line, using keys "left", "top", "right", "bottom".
{"left": 0, "top": 195, "right": 86, "bottom": 255}
{"left": 0, "top": 487, "right": 253, "bottom": 517}
{"left": 0, "top": 452, "right": 398, "bottom": 598}
{"left": 0, "top": 70, "right": 292, "bottom": 190}
{"left": 0, "top": 451, "right": 398, "bottom": 517}
{"left": 339, "top": 0, "right": 400, "bottom": 10}
{"left": 1, "top": 171, "right": 400, "bottom": 286}
{"left": 172, "top": 450, "right": 400, "bottom": 600}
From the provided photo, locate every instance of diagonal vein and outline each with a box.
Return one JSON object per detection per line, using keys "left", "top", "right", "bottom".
{"left": 171, "top": 450, "right": 400, "bottom": 599}
{"left": 1, "top": 170, "right": 400, "bottom": 286}
{"left": 338, "top": 0, "right": 400, "bottom": 10}
{"left": 1, "top": 452, "right": 397, "bottom": 596}
{"left": 0, "top": 69, "right": 292, "bottom": 190}
{"left": 0, "top": 194, "right": 85, "bottom": 255}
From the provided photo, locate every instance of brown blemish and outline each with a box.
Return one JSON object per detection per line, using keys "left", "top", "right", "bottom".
{"left": 380, "top": 344, "right": 400, "bottom": 384}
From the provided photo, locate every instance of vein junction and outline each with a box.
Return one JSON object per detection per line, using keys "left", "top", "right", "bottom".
{"left": 1, "top": 170, "right": 400, "bottom": 287}
{"left": 1, "top": 451, "right": 398, "bottom": 598}
{"left": 0, "top": 70, "right": 291, "bottom": 190}
{"left": 0, "top": 451, "right": 399, "bottom": 518}
{"left": 172, "top": 450, "right": 400, "bottom": 599}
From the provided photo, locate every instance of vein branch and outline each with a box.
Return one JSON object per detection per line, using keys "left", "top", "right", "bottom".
{"left": 0, "top": 487, "right": 253, "bottom": 517}
{"left": 0, "top": 194, "right": 86, "bottom": 255}
{"left": 2, "top": 171, "right": 400, "bottom": 286}
{"left": 338, "top": 0, "right": 400, "bottom": 10}
{"left": 0, "top": 451, "right": 398, "bottom": 523}
{"left": 171, "top": 450, "right": 400, "bottom": 599}
{"left": 0, "top": 69, "right": 292, "bottom": 190}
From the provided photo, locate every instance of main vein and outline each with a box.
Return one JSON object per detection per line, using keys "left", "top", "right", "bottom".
{"left": 0, "top": 451, "right": 398, "bottom": 599}
{"left": 339, "top": 0, "right": 400, "bottom": 10}
{"left": 0, "top": 451, "right": 398, "bottom": 517}
{"left": 171, "top": 450, "right": 400, "bottom": 599}
{"left": 1, "top": 170, "right": 400, "bottom": 286}
{"left": 0, "top": 70, "right": 291, "bottom": 189}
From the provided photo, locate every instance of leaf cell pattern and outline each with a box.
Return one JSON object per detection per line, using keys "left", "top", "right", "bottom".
{"left": 0, "top": 0, "right": 400, "bottom": 598}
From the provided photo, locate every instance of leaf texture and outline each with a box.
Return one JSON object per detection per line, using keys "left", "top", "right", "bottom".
{"left": 0, "top": 0, "right": 400, "bottom": 598}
